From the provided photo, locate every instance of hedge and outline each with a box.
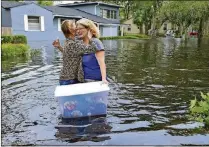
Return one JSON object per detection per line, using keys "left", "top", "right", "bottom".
{"left": 2, "top": 35, "right": 27, "bottom": 44}
{"left": 1, "top": 43, "right": 30, "bottom": 58}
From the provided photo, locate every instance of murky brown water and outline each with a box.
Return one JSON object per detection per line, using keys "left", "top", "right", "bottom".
{"left": 1, "top": 38, "right": 209, "bottom": 145}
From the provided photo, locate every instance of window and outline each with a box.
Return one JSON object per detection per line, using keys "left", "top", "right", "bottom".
{"left": 113, "top": 11, "right": 117, "bottom": 19}
{"left": 107, "top": 10, "right": 110, "bottom": 18}
{"left": 61, "top": 18, "right": 67, "bottom": 25}
{"left": 128, "top": 25, "right": 131, "bottom": 31}
{"left": 110, "top": 11, "right": 114, "bottom": 19}
{"left": 24, "top": 15, "right": 44, "bottom": 31}
{"left": 102, "top": 9, "right": 108, "bottom": 18}
{"left": 100, "top": 8, "right": 117, "bottom": 19}
{"left": 58, "top": 18, "right": 76, "bottom": 31}
{"left": 163, "top": 23, "right": 167, "bottom": 30}
{"left": 28, "top": 16, "right": 40, "bottom": 31}
{"left": 58, "top": 18, "right": 68, "bottom": 31}
{"left": 110, "top": 10, "right": 116, "bottom": 19}
{"left": 100, "top": 8, "right": 103, "bottom": 17}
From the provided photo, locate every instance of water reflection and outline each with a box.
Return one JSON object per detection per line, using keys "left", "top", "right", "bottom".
{"left": 1, "top": 38, "right": 209, "bottom": 145}
{"left": 55, "top": 116, "right": 112, "bottom": 143}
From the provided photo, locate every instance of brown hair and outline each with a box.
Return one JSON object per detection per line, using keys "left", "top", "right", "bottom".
{"left": 61, "top": 20, "right": 75, "bottom": 38}
{"left": 76, "top": 18, "right": 100, "bottom": 38}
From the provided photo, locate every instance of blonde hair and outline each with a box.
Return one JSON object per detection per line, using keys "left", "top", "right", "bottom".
{"left": 61, "top": 20, "right": 75, "bottom": 38}
{"left": 76, "top": 18, "right": 100, "bottom": 38}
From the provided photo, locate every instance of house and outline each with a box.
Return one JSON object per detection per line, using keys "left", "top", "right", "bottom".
{"left": 121, "top": 17, "right": 178, "bottom": 35}
{"left": 56, "top": 2, "right": 122, "bottom": 37}
{"left": 1, "top": 1, "right": 121, "bottom": 41}
{"left": 1, "top": 1, "right": 53, "bottom": 41}
{"left": 122, "top": 18, "right": 143, "bottom": 35}
{"left": 158, "top": 21, "right": 177, "bottom": 34}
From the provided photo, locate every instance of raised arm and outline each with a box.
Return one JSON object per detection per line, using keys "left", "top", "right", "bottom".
{"left": 52, "top": 39, "right": 64, "bottom": 53}
{"left": 73, "top": 40, "right": 97, "bottom": 55}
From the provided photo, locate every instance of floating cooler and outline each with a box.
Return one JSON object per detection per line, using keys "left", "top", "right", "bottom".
{"left": 54, "top": 81, "right": 110, "bottom": 119}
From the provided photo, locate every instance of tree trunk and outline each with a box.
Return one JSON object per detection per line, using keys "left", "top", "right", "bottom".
{"left": 139, "top": 25, "right": 143, "bottom": 34}
{"left": 180, "top": 24, "right": 184, "bottom": 38}
{"left": 198, "top": 18, "right": 203, "bottom": 41}
{"left": 198, "top": 18, "right": 204, "bottom": 47}
{"left": 145, "top": 23, "right": 149, "bottom": 35}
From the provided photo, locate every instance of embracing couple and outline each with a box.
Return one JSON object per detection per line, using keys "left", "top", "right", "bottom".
{"left": 52, "top": 18, "right": 108, "bottom": 86}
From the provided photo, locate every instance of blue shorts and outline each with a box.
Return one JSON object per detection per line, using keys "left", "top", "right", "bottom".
{"left": 59, "top": 79, "right": 80, "bottom": 85}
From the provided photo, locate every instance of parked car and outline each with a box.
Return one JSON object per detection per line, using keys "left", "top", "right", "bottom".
{"left": 165, "top": 29, "right": 175, "bottom": 37}
{"left": 189, "top": 30, "right": 198, "bottom": 37}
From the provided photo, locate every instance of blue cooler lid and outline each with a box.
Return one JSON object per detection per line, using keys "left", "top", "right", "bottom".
{"left": 54, "top": 81, "right": 110, "bottom": 97}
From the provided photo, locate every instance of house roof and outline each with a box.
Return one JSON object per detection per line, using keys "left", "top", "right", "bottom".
{"left": 57, "top": 2, "right": 122, "bottom": 8}
{"left": 1, "top": 1, "right": 30, "bottom": 9}
{"left": 44, "top": 6, "right": 120, "bottom": 24}
{"left": 1, "top": 1, "right": 120, "bottom": 27}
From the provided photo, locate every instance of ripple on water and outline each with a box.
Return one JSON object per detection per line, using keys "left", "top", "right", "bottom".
{"left": 2, "top": 39, "right": 209, "bottom": 145}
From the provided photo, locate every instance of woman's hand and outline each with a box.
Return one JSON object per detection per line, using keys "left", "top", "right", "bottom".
{"left": 52, "top": 39, "right": 61, "bottom": 48}
{"left": 102, "top": 79, "right": 109, "bottom": 85}
{"left": 52, "top": 39, "right": 63, "bottom": 52}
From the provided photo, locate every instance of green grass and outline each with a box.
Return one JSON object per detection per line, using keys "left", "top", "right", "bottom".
{"left": 1, "top": 43, "right": 30, "bottom": 58}
{"left": 100, "top": 34, "right": 150, "bottom": 40}
{"left": 124, "top": 33, "right": 150, "bottom": 38}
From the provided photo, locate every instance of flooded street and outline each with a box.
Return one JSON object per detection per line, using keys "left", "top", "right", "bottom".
{"left": 1, "top": 38, "right": 209, "bottom": 145}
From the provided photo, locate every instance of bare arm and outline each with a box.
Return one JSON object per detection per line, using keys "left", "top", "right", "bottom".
{"left": 91, "top": 38, "right": 108, "bottom": 83}
{"left": 57, "top": 46, "right": 64, "bottom": 53}
{"left": 53, "top": 39, "right": 97, "bottom": 55}
{"left": 95, "top": 50, "right": 107, "bottom": 83}
{"left": 74, "top": 40, "right": 97, "bottom": 55}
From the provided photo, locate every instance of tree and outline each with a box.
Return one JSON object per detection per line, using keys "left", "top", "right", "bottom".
{"left": 133, "top": 1, "right": 155, "bottom": 35}
{"left": 37, "top": 0, "right": 53, "bottom": 6}
{"left": 157, "top": 1, "right": 209, "bottom": 40}
{"left": 132, "top": 0, "right": 164, "bottom": 35}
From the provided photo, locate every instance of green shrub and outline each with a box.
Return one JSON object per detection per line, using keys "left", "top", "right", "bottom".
{"left": 1, "top": 36, "right": 13, "bottom": 43}
{"left": 12, "top": 35, "right": 27, "bottom": 44}
{"left": 2, "top": 35, "right": 27, "bottom": 44}
{"left": 1, "top": 43, "right": 30, "bottom": 58}
{"left": 189, "top": 92, "right": 209, "bottom": 128}
{"left": 157, "top": 33, "right": 165, "bottom": 37}
{"left": 30, "top": 49, "right": 42, "bottom": 56}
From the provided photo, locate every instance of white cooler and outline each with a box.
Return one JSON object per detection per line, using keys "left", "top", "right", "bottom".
{"left": 54, "top": 81, "right": 110, "bottom": 119}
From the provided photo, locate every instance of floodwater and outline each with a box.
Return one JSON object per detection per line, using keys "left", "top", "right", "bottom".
{"left": 1, "top": 38, "right": 209, "bottom": 145}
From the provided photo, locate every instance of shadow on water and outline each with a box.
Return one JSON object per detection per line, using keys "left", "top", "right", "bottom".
{"left": 55, "top": 116, "right": 112, "bottom": 143}
{"left": 1, "top": 38, "right": 209, "bottom": 145}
